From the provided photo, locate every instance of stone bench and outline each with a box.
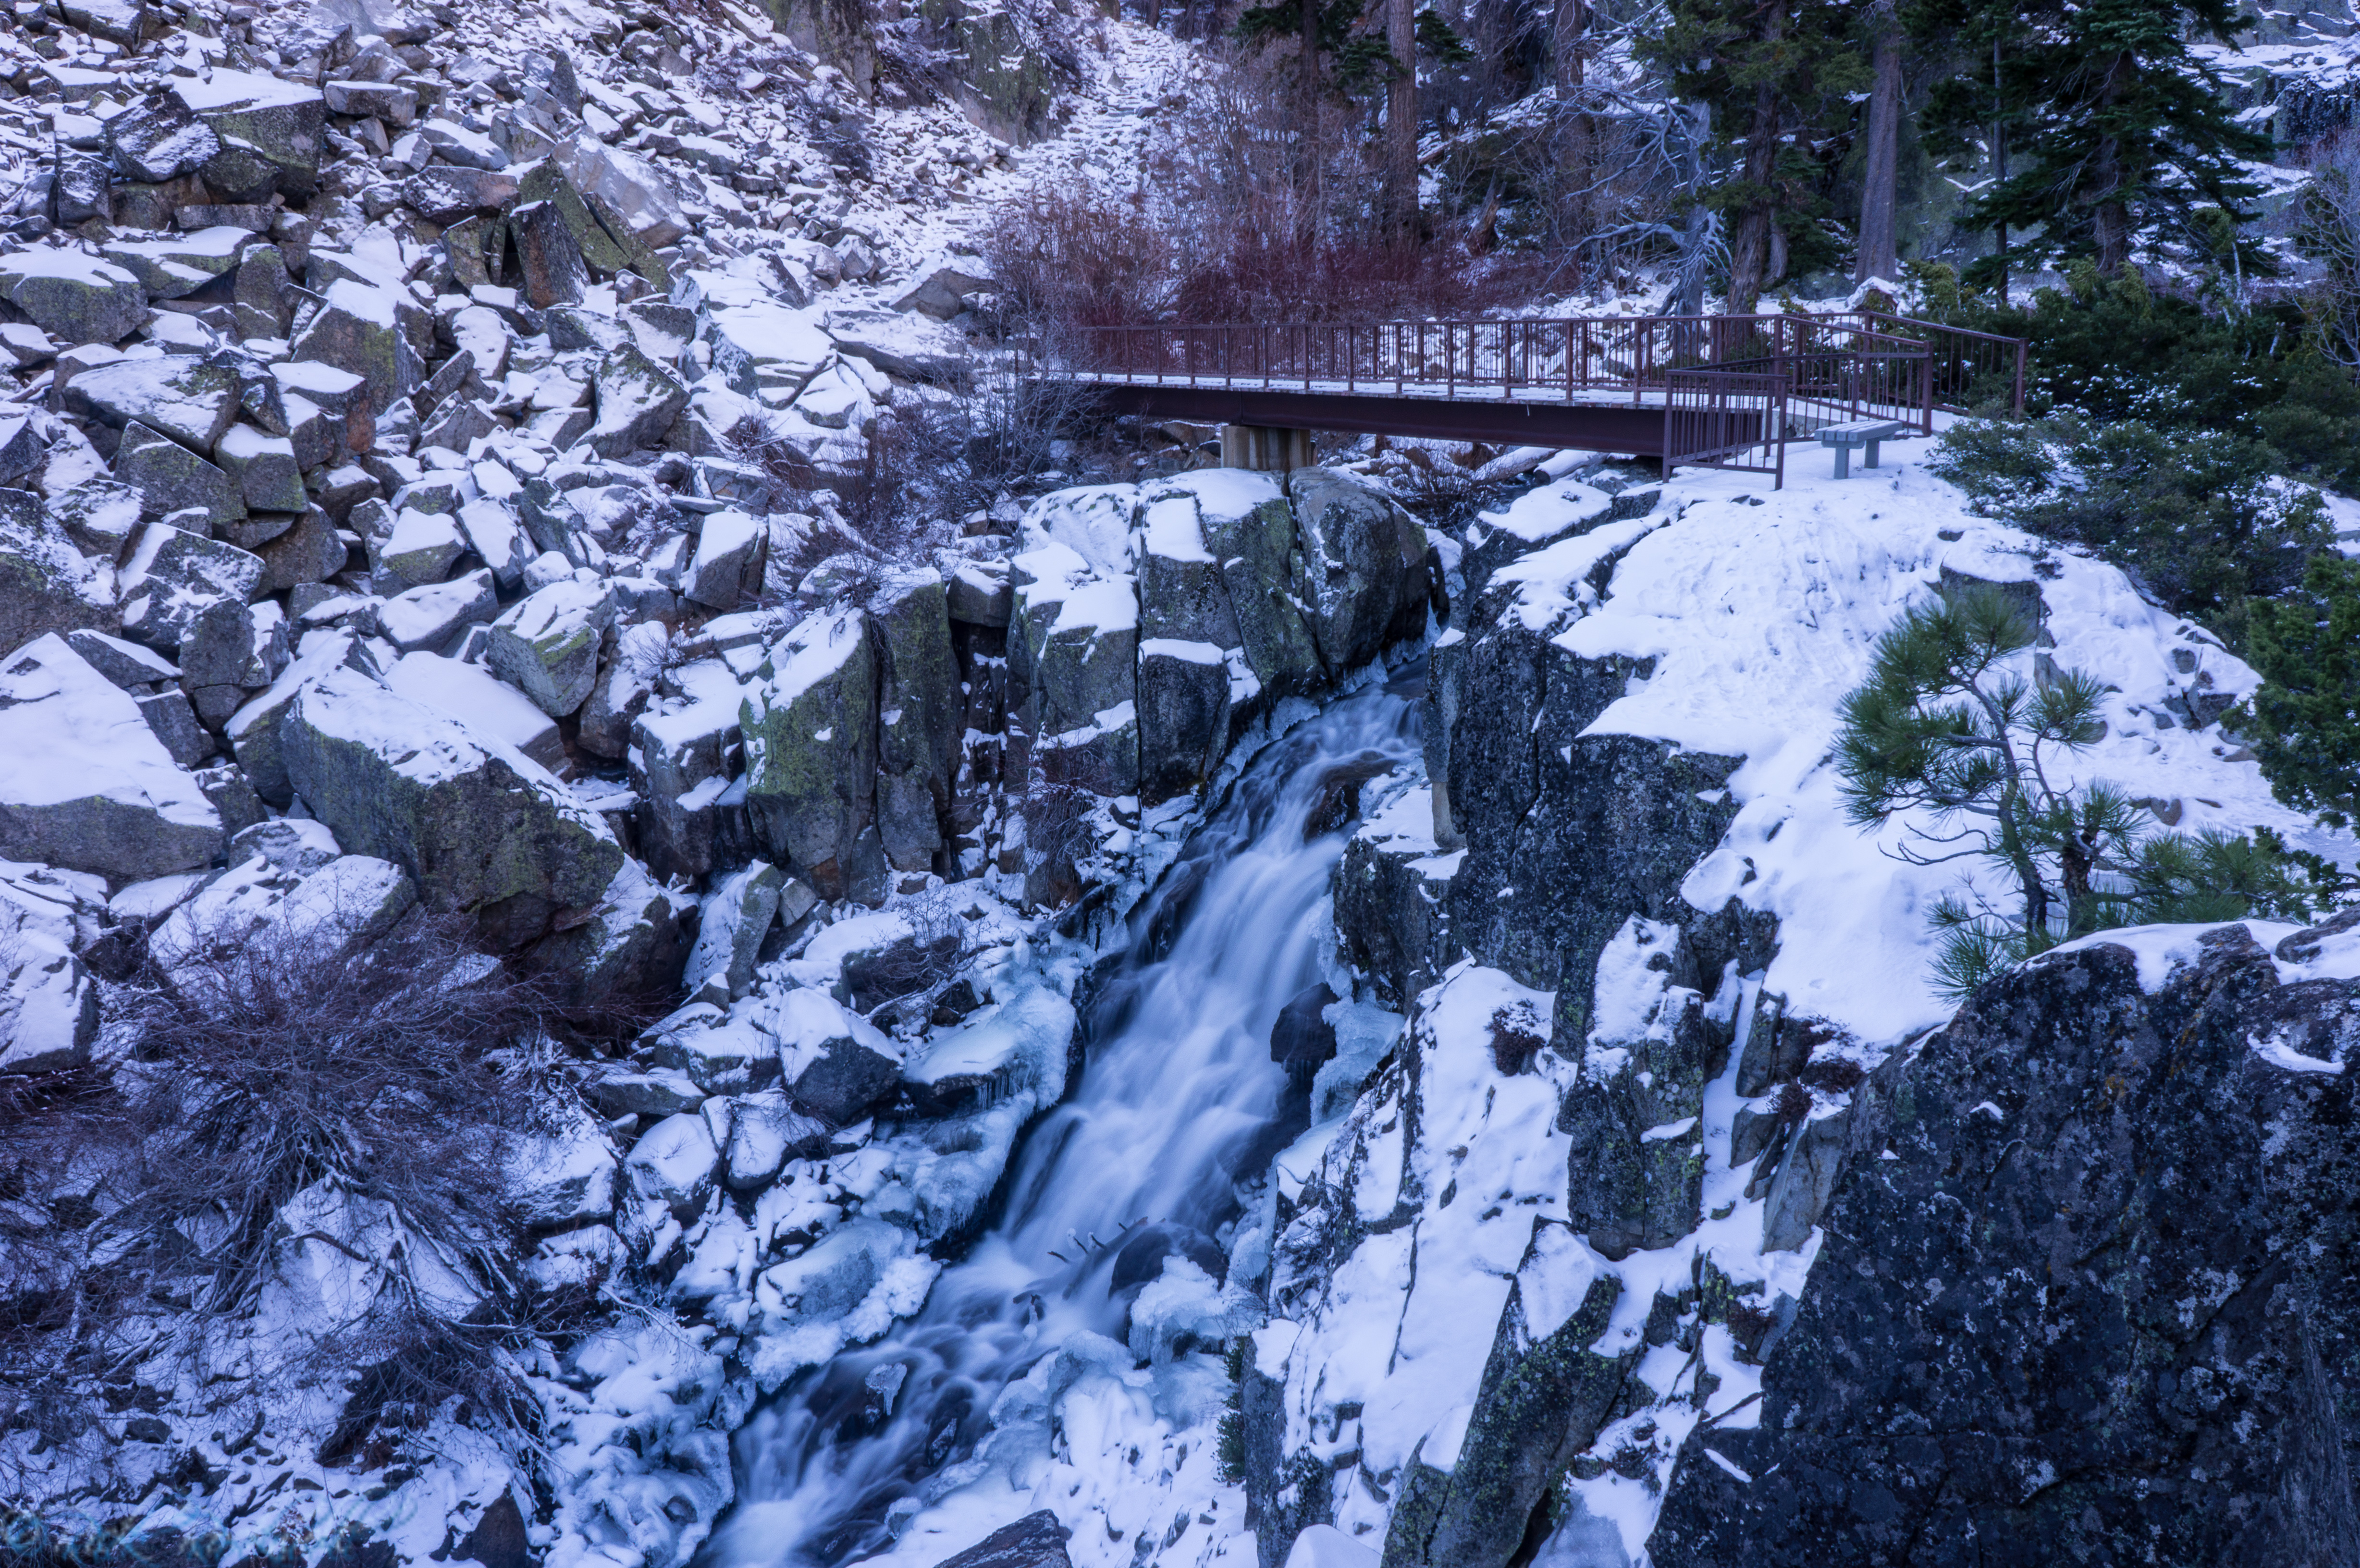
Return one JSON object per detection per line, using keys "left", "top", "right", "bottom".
{"left": 1816, "top": 417, "right": 1907, "bottom": 479}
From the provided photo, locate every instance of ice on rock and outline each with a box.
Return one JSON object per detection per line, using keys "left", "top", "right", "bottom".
{"left": 0, "top": 634, "right": 223, "bottom": 880}
{"left": 747, "top": 1217, "right": 938, "bottom": 1392}
{"left": 724, "top": 1090, "right": 829, "bottom": 1189}
{"left": 1125, "top": 1255, "right": 1259, "bottom": 1366}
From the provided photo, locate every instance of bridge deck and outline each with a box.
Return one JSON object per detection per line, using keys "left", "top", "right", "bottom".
{"left": 1065, "top": 379, "right": 1684, "bottom": 454}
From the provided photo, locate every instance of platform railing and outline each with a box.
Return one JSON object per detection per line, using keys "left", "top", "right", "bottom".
{"left": 1662, "top": 332, "right": 1935, "bottom": 489}
{"left": 1052, "top": 311, "right": 2020, "bottom": 416}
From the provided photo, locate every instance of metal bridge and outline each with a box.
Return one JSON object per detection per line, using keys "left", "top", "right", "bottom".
{"left": 1038, "top": 311, "right": 2028, "bottom": 486}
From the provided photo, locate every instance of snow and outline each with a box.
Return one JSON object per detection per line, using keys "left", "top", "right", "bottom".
{"left": 1053, "top": 577, "right": 1138, "bottom": 635}
{"left": 0, "top": 634, "right": 218, "bottom": 832}
{"left": 171, "top": 65, "right": 322, "bottom": 110}
{"left": 762, "top": 607, "right": 865, "bottom": 707}
{"left": 1283, "top": 1525, "right": 1379, "bottom": 1568}
{"left": 1139, "top": 493, "right": 1214, "bottom": 563}
{"left": 1270, "top": 963, "right": 1567, "bottom": 1499}
{"left": 1500, "top": 436, "right": 2343, "bottom": 1046}
{"left": 1139, "top": 638, "right": 1224, "bottom": 664}
{"left": 1022, "top": 484, "right": 1138, "bottom": 579}
{"left": 384, "top": 651, "right": 562, "bottom": 760}
{"left": 1160, "top": 467, "right": 1284, "bottom": 525}
{"left": 0, "top": 248, "right": 142, "bottom": 288}
{"left": 1481, "top": 477, "right": 1622, "bottom": 544}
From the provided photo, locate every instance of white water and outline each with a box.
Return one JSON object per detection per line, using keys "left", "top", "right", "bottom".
{"left": 713, "top": 682, "right": 1420, "bottom": 1568}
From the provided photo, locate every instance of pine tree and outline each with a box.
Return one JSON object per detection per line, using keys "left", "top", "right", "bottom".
{"left": 2236, "top": 552, "right": 2360, "bottom": 831}
{"left": 1917, "top": 0, "right": 2269, "bottom": 281}
{"left": 1836, "top": 586, "right": 2311, "bottom": 999}
{"left": 1639, "top": 0, "right": 1869, "bottom": 314}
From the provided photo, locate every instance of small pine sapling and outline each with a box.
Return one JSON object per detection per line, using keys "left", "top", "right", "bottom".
{"left": 1837, "top": 585, "right": 2311, "bottom": 1000}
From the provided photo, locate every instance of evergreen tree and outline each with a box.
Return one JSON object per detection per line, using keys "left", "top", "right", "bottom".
{"left": 1917, "top": 0, "right": 2269, "bottom": 281}
{"left": 2236, "top": 552, "right": 2360, "bottom": 831}
{"left": 1639, "top": 0, "right": 1868, "bottom": 314}
{"left": 1836, "top": 586, "right": 2311, "bottom": 999}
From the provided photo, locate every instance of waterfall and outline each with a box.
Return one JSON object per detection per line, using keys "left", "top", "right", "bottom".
{"left": 713, "top": 680, "right": 1420, "bottom": 1568}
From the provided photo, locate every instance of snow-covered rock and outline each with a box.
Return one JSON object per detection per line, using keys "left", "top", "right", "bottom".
{"left": 487, "top": 575, "right": 615, "bottom": 718}
{"left": 280, "top": 665, "right": 623, "bottom": 940}
{"left": 0, "top": 634, "right": 222, "bottom": 879}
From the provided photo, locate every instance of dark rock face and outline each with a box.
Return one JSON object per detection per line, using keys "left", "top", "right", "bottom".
{"left": 1651, "top": 924, "right": 2360, "bottom": 1567}
{"left": 931, "top": 1510, "right": 1074, "bottom": 1568}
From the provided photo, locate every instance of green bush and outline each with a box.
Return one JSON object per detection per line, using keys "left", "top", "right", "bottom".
{"left": 2235, "top": 551, "right": 2360, "bottom": 831}
{"left": 1910, "top": 265, "right": 2360, "bottom": 491}
{"left": 1927, "top": 413, "right": 2331, "bottom": 643}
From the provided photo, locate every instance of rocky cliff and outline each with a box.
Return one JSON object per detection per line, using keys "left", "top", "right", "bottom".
{"left": 1650, "top": 913, "right": 2360, "bottom": 1567}
{"left": 1234, "top": 450, "right": 2350, "bottom": 1568}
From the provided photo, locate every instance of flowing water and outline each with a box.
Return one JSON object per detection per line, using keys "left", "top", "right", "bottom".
{"left": 713, "top": 679, "right": 1421, "bottom": 1568}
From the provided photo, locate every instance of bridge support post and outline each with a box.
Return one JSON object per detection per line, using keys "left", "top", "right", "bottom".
{"left": 1219, "top": 425, "right": 1313, "bottom": 473}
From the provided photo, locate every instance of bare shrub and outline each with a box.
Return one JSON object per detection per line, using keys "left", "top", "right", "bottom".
{"left": 1797, "top": 1054, "right": 1867, "bottom": 1094}
{"left": 985, "top": 181, "right": 1181, "bottom": 331}
{"left": 839, "top": 892, "right": 976, "bottom": 1016}
{"left": 1487, "top": 1001, "right": 1548, "bottom": 1074}
{"left": 984, "top": 45, "right": 1549, "bottom": 340}
{"left": 730, "top": 366, "right": 1110, "bottom": 611}
{"left": 1020, "top": 744, "right": 1117, "bottom": 882}
{"left": 1, "top": 910, "right": 570, "bottom": 1473}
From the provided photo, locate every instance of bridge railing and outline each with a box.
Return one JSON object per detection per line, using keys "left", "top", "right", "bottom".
{"left": 1856, "top": 312, "right": 2028, "bottom": 413}
{"left": 1050, "top": 312, "right": 2019, "bottom": 415}
{"left": 1663, "top": 329, "right": 1935, "bottom": 487}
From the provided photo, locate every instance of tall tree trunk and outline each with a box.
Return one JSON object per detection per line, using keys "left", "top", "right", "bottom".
{"left": 1298, "top": 0, "right": 1322, "bottom": 246}
{"left": 1724, "top": 92, "right": 1780, "bottom": 313}
{"left": 1552, "top": 0, "right": 1589, "bottom": 253}
{"left": 1386, "top": 0, "right": 1416, "bottom": 240}
{"left": 1856, "top": 0, "right": 1903, "bottom": 284}
{"left": 1723, "top": 3, "right": 1783, "bottom": 315}
{"left": 1990, "top": 36, "right": 2008, "bottom": 297}
{"left": 2089, "top": 50, "right": 2135, "bottom": 275}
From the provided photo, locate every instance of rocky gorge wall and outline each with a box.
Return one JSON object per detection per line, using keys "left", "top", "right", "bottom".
{"left": 1231, "top": 449, "right": 2352, "bottom": 1568}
